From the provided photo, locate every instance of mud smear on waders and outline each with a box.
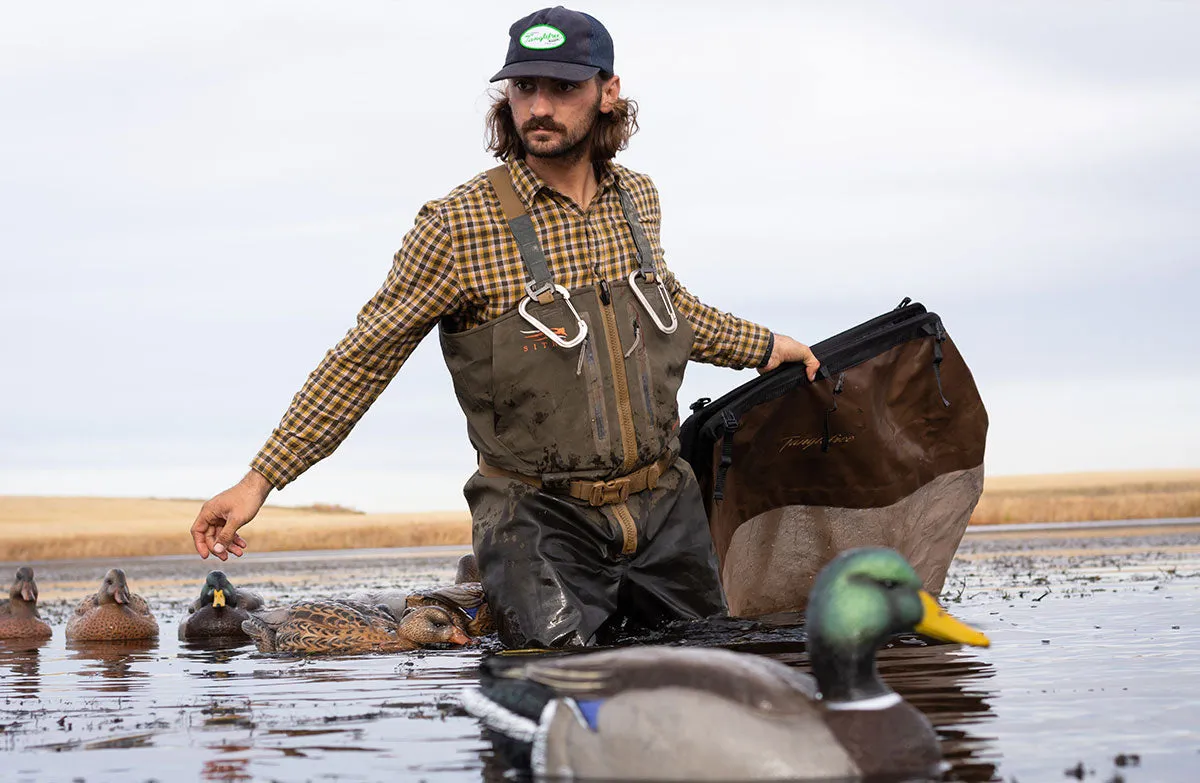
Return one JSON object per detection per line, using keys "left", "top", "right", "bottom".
{"left": 680, "top": 299, "right": 989, "bottom": 616}
{"left": 439, "top": 165, "right": 725, "bottom": 648}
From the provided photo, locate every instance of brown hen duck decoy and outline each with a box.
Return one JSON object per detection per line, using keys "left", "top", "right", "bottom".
{"left": 178, "top": 570, "right": 265, "bottom": 641}
{"left": 0, "top": 567, "right": 52, "bottom": 639}
{"left": 242, "top": 599, "right": 472, "bottom": 654}
{"left": 405, "top": 582, "right": 494, "bottom": 637}
{"left": 455, "top": 553, "right": 480, "bottom": 584}
{"left": 348, "top": 553, "right": 495, "bottom": 637}
{"left": 65, "top": 568, "right": 158, "bottom": 641}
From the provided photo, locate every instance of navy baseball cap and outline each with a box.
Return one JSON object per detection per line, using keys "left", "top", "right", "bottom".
{"left": 490, "top": 6, "right": 615, "bottom": 83}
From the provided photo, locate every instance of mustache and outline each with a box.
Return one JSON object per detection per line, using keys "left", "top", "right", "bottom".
{"left": 521, "top": 117, "right": 566, "bottom": 133}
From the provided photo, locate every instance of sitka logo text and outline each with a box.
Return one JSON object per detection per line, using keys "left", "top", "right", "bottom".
{"left": 779, "top": 433, "right": 855, "bottom": 452}
{"left": 521, "top": 327, "right": 567, "bottom": 352}
{"left": 520, "top": 25, "right": 565, "bottom": 50}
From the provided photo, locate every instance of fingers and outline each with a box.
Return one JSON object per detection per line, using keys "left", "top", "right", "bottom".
{"left": 190, "top": 516, "right": 211, "bottom": 559}
{"left": 804, "top": 351, "right": 821, "bottom": 382}
{"left": 191, "top": 506, "right": 252, "bottom": 561}
{"left": 214, "top": 517, "right": 248, "bottom": 560}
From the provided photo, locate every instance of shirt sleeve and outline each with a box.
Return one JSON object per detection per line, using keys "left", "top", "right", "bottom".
{"left": 661, "top": 266, "right": 775, "bottom": 369}
{"left": 251, "top": 203, "right": 462, "bottom": 489}
{"left": 635, "top": 181, "right": 774, "bottom": 369}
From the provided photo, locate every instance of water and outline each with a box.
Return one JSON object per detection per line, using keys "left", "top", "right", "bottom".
{"left": 2, "top": 525, "right": 1199, "bottom": 782}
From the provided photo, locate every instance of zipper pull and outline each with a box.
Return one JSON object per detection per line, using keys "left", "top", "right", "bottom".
{"left": 592, "top": 262, "right": 612, "bottom": 306}
{"left": 624, "top": 319, "right": 641, "bottom": 358}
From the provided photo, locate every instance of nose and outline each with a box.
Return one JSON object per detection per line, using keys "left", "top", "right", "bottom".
{"left": 529, "top": 87, "right": 554, "bottom": 118}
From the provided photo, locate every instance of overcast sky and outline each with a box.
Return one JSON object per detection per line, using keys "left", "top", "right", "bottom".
{"left": 1, "top": 1, "right": 1196, "bottom": 512}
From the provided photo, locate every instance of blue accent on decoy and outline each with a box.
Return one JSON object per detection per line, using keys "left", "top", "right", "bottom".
{"left": 575, "top": 698, "right": 604, "bottom": 732}
{"left": 462, "top": 606, "right": 479, "bottom": 619}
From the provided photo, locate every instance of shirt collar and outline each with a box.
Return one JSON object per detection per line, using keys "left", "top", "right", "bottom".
{"left": 506, "top": 158, "right": 619, "bottom": 209}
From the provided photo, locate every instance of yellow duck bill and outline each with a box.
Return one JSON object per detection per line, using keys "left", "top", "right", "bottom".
{"left": 212, "top": 589, "right": 226, "bottom": 608}
{"left": 914, "top": 590, "right": 990, "bottom": 647}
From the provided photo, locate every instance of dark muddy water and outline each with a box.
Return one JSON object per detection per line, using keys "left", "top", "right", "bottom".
{"left": 2, "top": 523, "right": 1199, "bottom": 782}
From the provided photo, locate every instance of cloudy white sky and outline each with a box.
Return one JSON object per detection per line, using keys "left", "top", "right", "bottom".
{"left": 1, "top": 1, "right": 1196, "bottom": 512}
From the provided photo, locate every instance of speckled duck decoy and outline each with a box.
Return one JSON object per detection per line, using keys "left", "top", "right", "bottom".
{"left": 461, "top": 547, "right": 990, "bottom": 781}
{"left": 241, "top": 599, "right": 472, "bottom": 654}
{"left": 0, "top": 567, "right": 52, "bottom": 639}
{"left": 178, "top": 570, "right": 265, "bottom": 641}
{"left": 65, "top": 568, "right": 159, "bottom": 641}
{"left": 348, "top": 554, "right": 494, "bottom": 637}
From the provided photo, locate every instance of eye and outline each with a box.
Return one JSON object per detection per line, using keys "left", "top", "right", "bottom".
{"left": 514, "top": 79, "right": 535, "bottom": 92}
{"left": 881, "top": 580, "right": 900, "bottom": 590}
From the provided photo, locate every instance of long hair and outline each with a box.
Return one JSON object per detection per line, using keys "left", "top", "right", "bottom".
{"left": 485, "top": 74, "right": 639, "bottom": 162}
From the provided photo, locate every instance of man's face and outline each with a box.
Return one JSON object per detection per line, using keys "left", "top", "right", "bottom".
{"left": 508, "top": 77, "right": 604, "bottom": 161}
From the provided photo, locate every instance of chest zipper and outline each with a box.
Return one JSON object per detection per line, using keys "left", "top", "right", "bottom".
{"left": 595, "top": 277, "right": 638, "bottom": 473}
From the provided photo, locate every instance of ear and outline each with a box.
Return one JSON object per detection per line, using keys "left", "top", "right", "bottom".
{"left": 599, "top": 74, "right": 621, "bottom": 114}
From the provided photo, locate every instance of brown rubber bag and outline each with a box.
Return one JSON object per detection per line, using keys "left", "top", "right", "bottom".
{"left": 679, "top": 300, "right": 988, "bottom": 616}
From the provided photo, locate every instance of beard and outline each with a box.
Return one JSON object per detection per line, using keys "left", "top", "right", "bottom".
{"left": 518, "top": 92, "right": 602, "bottom": 163}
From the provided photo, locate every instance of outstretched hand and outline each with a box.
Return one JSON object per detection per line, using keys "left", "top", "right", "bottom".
{"left": 759, "top": 333, "right": 821, "bottom": 380}
{"left": 190, "top": 470, "right": 272, "bottom": 561}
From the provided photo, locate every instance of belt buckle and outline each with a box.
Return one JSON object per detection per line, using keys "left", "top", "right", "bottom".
{"left": 589, "top": 478, "right": 631, "bottom": 506}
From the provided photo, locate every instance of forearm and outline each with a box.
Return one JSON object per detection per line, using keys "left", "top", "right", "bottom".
{"left": 665, "top": 271, "right": 774, "bottom": 369}
{"left": 252, "top": 203, "right": 461, "bottom": 489}
{"left": 250, "top": 331, "right": 420, "bottom": 488}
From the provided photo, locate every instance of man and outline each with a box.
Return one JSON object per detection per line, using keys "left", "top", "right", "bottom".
{"left": 189, "top": 6, "right": 819, "bottom": 648}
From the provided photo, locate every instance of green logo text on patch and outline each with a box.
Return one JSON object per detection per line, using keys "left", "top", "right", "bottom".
{"left": 520, "top": 24, "right": 565, "bottom": 50}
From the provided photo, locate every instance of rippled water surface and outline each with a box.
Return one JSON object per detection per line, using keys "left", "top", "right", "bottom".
{"left": 3, "top": 523, "right": 1199, "bottom": 782}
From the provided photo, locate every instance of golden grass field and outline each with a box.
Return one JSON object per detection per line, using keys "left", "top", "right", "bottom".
{"left": 1, "top": 469, "right": 1197, "bottom": 560}
{"left": 0, "top": 496, "right": 471, "bottom": 562}
{"left": 970, "top": 469, "right": 1200, "bottom": 525}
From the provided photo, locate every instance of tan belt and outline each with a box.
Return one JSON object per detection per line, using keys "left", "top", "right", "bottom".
{"left": 478, "top": 452, "right": 675, "bottom": 507}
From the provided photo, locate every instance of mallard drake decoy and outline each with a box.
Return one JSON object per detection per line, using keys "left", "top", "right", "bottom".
{"left": 65, "top": 568, "right": 158, "bottom": 642}
{"left": 241, "top": 600, "right": 472, "bottom": 654}
{"left": 0, "top": 567, "right": 52, "bottom": 639}
{"left": 462, "top": 547, "right": 990, "bottom": 781}
{"left": 178, "top": 570, "right": 265, "bottom": 641}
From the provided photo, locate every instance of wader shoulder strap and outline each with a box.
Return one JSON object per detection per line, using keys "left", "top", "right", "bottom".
{"left": 486, "top": 165, "right": 555, "bottom": 305}
{"left": 615, "top": 186, "right": 657, "bottom": 281}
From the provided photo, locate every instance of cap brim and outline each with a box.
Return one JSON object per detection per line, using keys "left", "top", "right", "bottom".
{"left": 489, "top": 60, "right": 601, "bottom": 83}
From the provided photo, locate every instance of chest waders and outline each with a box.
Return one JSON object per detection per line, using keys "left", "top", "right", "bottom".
{"left": 439, "top": 167, "right": 727, "bottom": 648}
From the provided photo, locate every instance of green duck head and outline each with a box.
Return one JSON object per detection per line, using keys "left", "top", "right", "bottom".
{"left": 198, "top": 570, "right": 236, "bottom": 609}
{"left": 11, "top": 566, "right": 38, "bottom": 604}
{"left": 807, "top": 547, "right": 989, "bottom": 704}
{"left": 97, "top": 568, "right": 132, "bottom": 606}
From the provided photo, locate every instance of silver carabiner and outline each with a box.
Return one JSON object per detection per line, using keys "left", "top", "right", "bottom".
{"left": 628, "top": 270, "right": 678, "bottom": 334}
{"left": 518, "top": 284, "right": 588, "bottom": 349}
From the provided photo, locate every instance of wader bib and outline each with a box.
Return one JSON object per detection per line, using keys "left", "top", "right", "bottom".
{"left": 439, "top": 167, "right": 726, "bottom": 648}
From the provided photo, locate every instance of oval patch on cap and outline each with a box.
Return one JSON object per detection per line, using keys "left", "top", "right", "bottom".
{"left": 520, "top": 24, "right": 566, "bottom": 50}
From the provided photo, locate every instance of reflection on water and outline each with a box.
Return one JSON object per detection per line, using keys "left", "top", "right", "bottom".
{"left": 1, "top": 537, "right": 1198, "bottom": 781}
{"left": 67, "top": 638, "right": 158, "bottom": 693}
{"left": 0, "top": 637, "right": 49, "bottom": 699}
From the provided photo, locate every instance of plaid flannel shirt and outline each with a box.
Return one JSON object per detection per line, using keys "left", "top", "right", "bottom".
{"left": 252, "top": 158, "right": 774, "bottom": 488}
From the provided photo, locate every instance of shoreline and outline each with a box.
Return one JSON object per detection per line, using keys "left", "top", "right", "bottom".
{"left": 2, "top": 468, "right": 1197, "bottom": 561}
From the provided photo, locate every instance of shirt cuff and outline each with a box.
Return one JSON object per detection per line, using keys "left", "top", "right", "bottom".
{"left": 722, "top": 319, "right": 774, "bottom": 370}
{"left": 250, "top": 436, "right": 307, "bottom": 490}
{"left": 756, "top": 332, "right": 776, "bottom": 369}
